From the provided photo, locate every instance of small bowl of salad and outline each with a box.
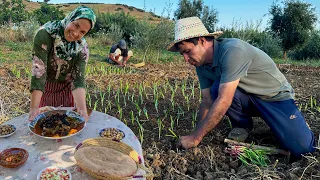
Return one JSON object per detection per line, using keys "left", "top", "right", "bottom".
{"left": 37, "top": 167, "right": 71, "bottom": 180}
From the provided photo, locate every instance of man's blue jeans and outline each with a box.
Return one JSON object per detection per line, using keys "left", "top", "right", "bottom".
{"left": 210, "top": 80, "right": 316, "bottom": 157}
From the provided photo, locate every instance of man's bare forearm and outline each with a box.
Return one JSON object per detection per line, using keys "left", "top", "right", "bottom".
{"left": 199, "top": 101, "right": 210, "bottom": 122}
{"left": 194, "top": 97, "right": 230, "bottom": 140}
{"left": 109, "top": 55, "right": 122, "bottom": 65}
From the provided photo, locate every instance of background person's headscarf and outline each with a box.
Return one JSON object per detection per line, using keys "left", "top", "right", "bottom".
{"left": 42, "top": 6, "right": 96, "bottom": 61}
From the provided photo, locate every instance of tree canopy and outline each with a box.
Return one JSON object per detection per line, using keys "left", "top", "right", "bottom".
{"left": 0, "top": 0, "right": 27, "bottom": 24}
{"left": 269, "top": 0, "right": 318, "bottom": 59}
{"left": 174, "top": 0, "right": 218, "bottom": 32}
{"left": 33, "top": 3, "right": 64, "bottom": 25}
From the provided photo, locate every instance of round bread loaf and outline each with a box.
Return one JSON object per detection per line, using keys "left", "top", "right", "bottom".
{"left": 74, "top": 146, "right": 137, "bottom": 178}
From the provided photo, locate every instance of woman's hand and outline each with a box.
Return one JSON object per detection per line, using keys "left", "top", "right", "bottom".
{"left": 72, "top": 88, "right": 89, "bottom": 121}
{"left": 77, "top": 109, "right": 89, "bottom": 121}
{"left": 29, "top": 108, "right": 40, "bottom": 122}
{"left": 29, "top": 90, "right": 43, "bottom": 121}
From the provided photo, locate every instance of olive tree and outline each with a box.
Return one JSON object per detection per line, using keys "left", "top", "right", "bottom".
{"left": 33, "top": 3, "right": 64, "bottom": 25}
{"left": 269, "top": 0, "right": 318, "bottom": 59}
{"left": 174, "top": 0, "right": 218, "bottom": 32}
{"left": 0, "top": 0, "right": 27, "bottom": 24}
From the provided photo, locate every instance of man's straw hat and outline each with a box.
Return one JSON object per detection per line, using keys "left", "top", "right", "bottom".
{"left": 167, "top": 16, "right": 223, "bottom": 52}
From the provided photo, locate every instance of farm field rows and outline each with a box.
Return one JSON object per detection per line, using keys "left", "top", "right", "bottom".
{"left": 0, "top": 61, "right": 320, "bottom": 179}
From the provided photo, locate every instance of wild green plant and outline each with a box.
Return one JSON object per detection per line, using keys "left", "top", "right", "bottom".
{"left": 123, "top": 95, "right": 127, "bottom": 107}
{"left": 299, "top": 104, "right": 303, "bottom": 111}
{"left": 159, "top": 90, "right": 165, "bottom": 99}
{"left": 163, "top": 109, "right": 168, "bottom": 119}
{"left": 171, "top": 101, "right": 175, "bottom": 111}
{"left": 117, "top": 103, "right": 123, "bottom": 120}
{"left": 131, "top": 93, "right": 135, "bottom": 102}
{"left": 139, "top": 83, "right": 144, "bottom": 104}
{"left": 185, "top": 95, "right": 190, "bottom": 111}
{"left": 135, "top": 116, "right": 144, "bottom": 144}
{"left": 170, "top": 115, "right": 175, "bottom": 130}
{"left": 192, "top": 110, "right": 198, "bottom": 128}
{"left": 178, "top": 105, "right": 185, "bottom": 116}
{"left": 157, "top": 118, "right": 164, "bottom": 140}
{"left": 226, "top": 117, "right": 233, "bottom": 129}
{"left": 99, "top": 91, "right": 106, "bottom": 107}
{"left": 154, "top": 98, "right": 159, "bottom": 113}
{"left": 115, "top": 89, "right": 120, "bottom": 104}
{"left": 86, "top": 93, "right": 92, "bottom": 108}
{"left": 134, "top": 101, "right": 142, "bottom": 116}
{"left": 119, "top": 80, "right": 123, "bottom": 92}
{"left": 310, "top": 96, "right": 317, "bottom": 109}
{"left": 181, "top": 81, "right": 186, "bottom": 97}
{"left": 107, "top": 83, "right": 112, "bottom": 99}
{"left": 93, "top": 101, "right": 98, "bottom": 111}
{"left": 130, "top": 110, "right": 135, "bottom": 125}
{"left": 124, "top": 81, "right": 130, "bottom": 97}
{"left": 166, "top": 128, "right": 179, "bottom": 140}
{"left": 304, "top": 103, "right": 308, "bottom": 111}
{"left": 143, "top": 107, "right": 149, "bottom": 120}
{"left": 107, "top": 100, "right": 112, "bottom": 111}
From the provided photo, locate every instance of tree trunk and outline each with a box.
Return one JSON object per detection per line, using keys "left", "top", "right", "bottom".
{"left": 283, "top": 51, "right": 287, "bottom": 60}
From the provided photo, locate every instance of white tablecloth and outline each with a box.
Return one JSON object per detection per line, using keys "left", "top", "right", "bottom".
{"left": 0, "top": 108, "right": 145, "bottom": 180}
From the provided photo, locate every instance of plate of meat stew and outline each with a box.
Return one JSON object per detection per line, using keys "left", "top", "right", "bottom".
{"left": 28, "top": 110, "right": 85, "bottom": 139}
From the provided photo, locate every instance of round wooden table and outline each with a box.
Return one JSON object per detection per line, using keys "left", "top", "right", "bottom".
{"left": 0, "top": 108, "right": 145, "bottom": 180}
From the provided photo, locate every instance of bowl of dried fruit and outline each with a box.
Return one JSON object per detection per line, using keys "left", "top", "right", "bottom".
{"left": 99, "top": 128, "right": 125, "bottom": 141}
{"left": 0, "top": 148, "right": 29, "bottom": 168}
{"left": 0, "top": 124, "right": 17, "bottom": 138}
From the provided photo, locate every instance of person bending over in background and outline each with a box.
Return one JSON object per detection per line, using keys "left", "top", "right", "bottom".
{"left": 167, "top": 16, "right": 315, "bottom": 158}
{"left": 29, "top": 6, "right": 96, "bottom": 121}
{"left": 107, "top": 39, "right": 133, "bottom": 66}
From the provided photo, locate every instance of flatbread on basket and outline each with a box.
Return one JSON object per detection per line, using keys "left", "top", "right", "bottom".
{"left": 74, "top": 138, "right": 153, "bottom": 180}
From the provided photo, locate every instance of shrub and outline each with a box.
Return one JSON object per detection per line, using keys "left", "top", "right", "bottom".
{"left": 0, "top": 0, "right": 28, "bottom": 24}
{"left": 94, "top": 11, "right": 144, "bottom": 44}
{"left": 131, "top": 19, "right": 174, "bottom": 63}
{"left": 32, "top": 3, "right": 64, "bottom": 25}
{"left": 128, "top": 6, "right": 134, "bottom": 11}
{"left": 0, "top": 18, "right": 40, "bottom": 43}
{"left": 115, "top": 7, "right": 123, "bottom": 11}
{"left": 220, "top": 20, "right": 282, "bottom": 58}
{"left": 289, "top": 30, "right": 320, "bottom": 60}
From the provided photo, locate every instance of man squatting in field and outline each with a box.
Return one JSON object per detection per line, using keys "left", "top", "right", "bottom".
{"left": 167, "top": 16, "right": 316, "bottom": 158}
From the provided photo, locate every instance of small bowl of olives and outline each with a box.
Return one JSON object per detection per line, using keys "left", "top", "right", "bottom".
{"left": 99, "top": 127, "right": 125, "bottom": 141}
{"left": 0, "top": 124, "right": 16, "bottom": 138}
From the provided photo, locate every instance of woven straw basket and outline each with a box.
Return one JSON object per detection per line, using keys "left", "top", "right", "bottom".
{"left": 75, "top": 138, "right": 154, "bottom": 180}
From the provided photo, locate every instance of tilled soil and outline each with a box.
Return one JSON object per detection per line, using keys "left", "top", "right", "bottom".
{"left": 0, "top": 62, "right": 320, "bottom": 179}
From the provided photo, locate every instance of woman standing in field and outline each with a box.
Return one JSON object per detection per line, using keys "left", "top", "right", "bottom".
{"left": 28, "top": 6, "right": 96, "bottom": 121}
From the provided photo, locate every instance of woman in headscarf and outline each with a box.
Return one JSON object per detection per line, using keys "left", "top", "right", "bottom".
{"left": 29, "top": 6, "right": 96, "bottom": 121}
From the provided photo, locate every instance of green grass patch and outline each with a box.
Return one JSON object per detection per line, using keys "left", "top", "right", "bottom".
{"left": 274, "top": 58, "right": 320, "bottom": 67}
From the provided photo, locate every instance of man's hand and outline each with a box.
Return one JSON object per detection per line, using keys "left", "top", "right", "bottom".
{"left": 118, "top": 62, "right": 125, "bottom": 67}
{"left": 177, "top": 134, "right": 201, "bottom": 149}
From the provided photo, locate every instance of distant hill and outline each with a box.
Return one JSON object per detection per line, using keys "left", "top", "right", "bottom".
{"left": 23, "top": 0, "right": 162, "bottom": 22}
